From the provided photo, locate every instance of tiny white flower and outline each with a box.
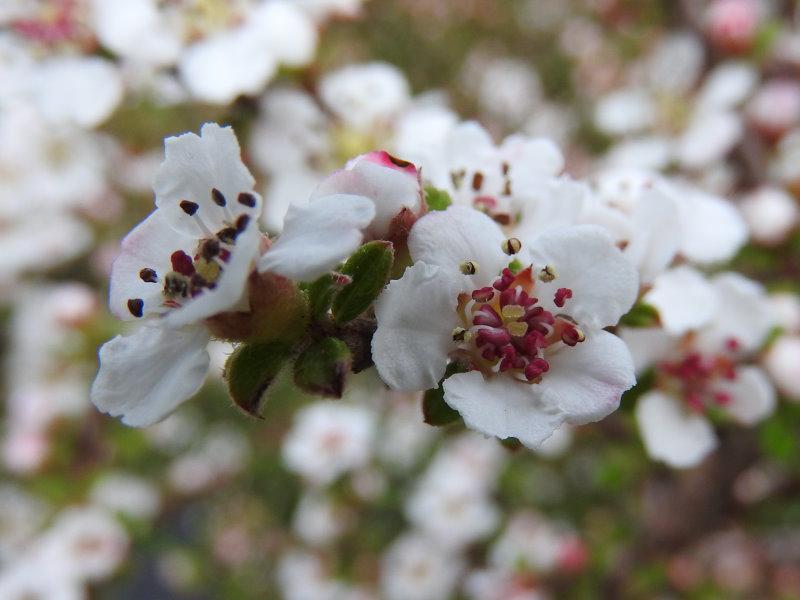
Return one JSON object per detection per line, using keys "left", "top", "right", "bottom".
{"left": 373, "top": 206, "right": 638, "bottom": 448}
{"left": 381, "top": 533, "right": 463, "bottom": 600}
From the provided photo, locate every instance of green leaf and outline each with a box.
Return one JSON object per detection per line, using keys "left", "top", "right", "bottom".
{"left": 303, "top": 273, "right": 349, "bottom": 320}
{"left": 332, "top": 241, "right": 394, "bottom": 325}
{"left": 618, "top": 302, "right": 660, "bottom": 328}
{"left": 425, "top": 185, "right": 452, "bottom": 211}
{"left": 294, "top": 337, "right": 352, "bottom": 398}
{"left": 422, "top": 363, "right": 465, "bottom": 426}
{"left": 225, "top": 341, "right": 291, "bottom": 418}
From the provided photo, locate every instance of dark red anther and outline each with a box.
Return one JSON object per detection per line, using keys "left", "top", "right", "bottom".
{"left": 171, "top": 250, "right": 195, "bottom": 277}
{"left": 554, "top": 287, "right": 573, "bottom": 308}
{"left": 499, "top": 345, "right": 518, "bottom": 371}
{"left": 473, "top": 305, "right": 502, "bottom": 328}
{"left": 471, "top": 287, "right": 495, "bottom": 303}
{"left": 524, "top": 358, "right": 550, "bottom": 381}
{"left": 493, "top": 268, "right": 515, "bottom": 291}
{"left": 475, "top": 328, "right": 512, "bottom": 349}
{"left": 561, "top": 323, "right": 584, "bottom": 347}
{"left": 218, "top": 248, "right": 231, "bottom": 263}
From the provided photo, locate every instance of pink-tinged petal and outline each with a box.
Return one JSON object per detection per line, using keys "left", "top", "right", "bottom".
{"left": 635, "top": 391, "right": 717, "bottom": 469}
{"left": 108, "top": 210, "right": 195, "bottom": 321}
{"left": 513, "top": 177, "right": 587, "bottom": 240}
{"left": 696, "top": 272, "right": 775, "bottom": 355}
{"left": 258, "top": 194, "right": 375, "bottom": 282}
{"left": 527, "top": 225, "right": 639, "bottom": 329}
{"left": 541, "top": 330, "right": 636, "bottom": 424}
{"left": 90, "top": 324, "right": 210, "bottom": 427}
{"left": 672, "top": 183, "right": 747, "bottom": 265}
{"left": 373, "top": 263, "right": 459, "bottom": 391}
{"left": 312, "top": 153, "right": 421, "bottom": 238}
{"left": 645, "top": 265, "right": 717, "bottom": 336}
{"left": 154, "top": 123, "right": 261, "bottom": 236}
{"left": 618, "top": 326, "right": 680, "bottom": 374}
{"left": 717, "top": 366, "right": 776, "bottom": 426}
{"left": 624, "top": 187, "right": 681, "bottom": 283}
{"left": 408, "top": 206, "right": 509, "bottom": 288}
{"left": 443, "top": 372, "right": 565, "bottom": 449}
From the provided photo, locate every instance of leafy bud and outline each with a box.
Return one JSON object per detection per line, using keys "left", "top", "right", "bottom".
{"left": 225, "top": 341, "right": 291, "bottom": 418}
{"left": 425, "top": 185, "right": 452, "bottom": 211}
{"left": 293, "top": 337, "right": 352, "bottom": 398}
{"left": 332, "top": 241, "right": 394, "bottom": 325}
{"left": 618, "top": 302, "right": 661, "bottom": 328}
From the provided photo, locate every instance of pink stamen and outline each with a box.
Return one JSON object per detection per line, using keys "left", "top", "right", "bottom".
{"left": 554, "top": 287, "right": 573, "bottom": 308}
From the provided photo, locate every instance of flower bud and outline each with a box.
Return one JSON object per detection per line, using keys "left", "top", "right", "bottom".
{"left": 293, "top": 337, "right": 352, "bottom": 398}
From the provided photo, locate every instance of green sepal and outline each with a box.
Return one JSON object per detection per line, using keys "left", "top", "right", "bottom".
{"left": 618, "top": 302, "right": 660, "bottom": 328}
{"left": 425, "top": 185, "right": 452, "bottom": 211}
{"left": 422, "top": 363, "right": 465, "bottom": 426}
{"left": 332, "top": 241, "right": 394, "bottom": 325}
{"left": 293, "top": 337, "right": 352, "bottom": 398}
{"left": 225, "top": 341, "right": 292, "bottom": 419}
{"left": 303, "top": 273, "right": 347, "bottom": 320}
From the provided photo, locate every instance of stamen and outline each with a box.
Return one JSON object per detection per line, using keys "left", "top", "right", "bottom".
{"left": 179, "top": 200, "right": 199, "bottom": 215}
{"left": 171, "top": 251, "right": 195, "bottom": 277}
{"left": 501, "top": 238, "right": 522, "bottom": 255}
{"left": 235, "top": 214, "right": 250, "bottom": 232}
{"left": 471, "top": 287, "right": 495, "bottom": 302}
{"left": 237, "top": 192, "right": 257, "bottom": 207}
{"left": 217, "top": 227, "right": 239, "bottom": 244}
{"left": 211, "top": 188, "right": 226, "bottom": 207}
{"left": 471, "top": 172, "right": 484, "bottom": 191}
{"left": 451, "top": 169, "right": 466, "bottom": 189}
{"left": 507, "top": 321, "right": 528, "bottom": 337}
{"left": 127, "top": 298, "right": 144, "bottom": 318}
{"left": 164, "top": 274, "right": 189, "bottom": 298}
{"left": 539, "top": 265, "right": 557, "bottom": 282}
{"left": 554, "top": 288, "right": 573, "bottom": 307}
{"left": 459, "top": 261, "right": 478, "bottom": 275}
{"left": 524, "top": 358, "right": 549, "bottom": 381}
{"left": 501, "top": 305, "right": 525, "bottom": 320}
{"left": 200, "top": 239, "right": 220, "bottom": 261}
{"left": 452, "top": 327, "right": 471, "bottom": 343}
{"left": 139, "top": 268, "right": 158, "bottom": 283}
{"left": 561, "top": 323, "right": 585, "bottom": 346}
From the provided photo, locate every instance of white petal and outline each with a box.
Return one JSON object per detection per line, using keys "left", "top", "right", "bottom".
{"left": 696, "top": 272, "right": 774, "bottom": 355}
{"left": 624, "top": 187, "right": 681, "bottom": 283}
{"left": 257, "top": 194, "right": 375, "bottom": 281}
{"left": 672, "top": 183, "right": 747, "bottom": 264}
{"left": 251, "top": 1, "right": 318, "bottom": 66}
{"left": 312, "top": 155, "right": 421, "bottom": 238}
{"left": 696, "top": 62, "right": 758, "bottom": 112}
{"left": 154, "top": 123, "right": 261, "bottom": 237}
{"left": 372, "top": 262, "right": 458, "bottom": 391}
{"left": 677, "top": 110, "right": 742, "bottom": 170}
{"left": 513, "top": 177, "right": 587, "bottom": 240}
{"left": 645, "top": 265, "right": 718, "bottom": 335}
{"left": 408, "top": 206, "right": 508, "bottom": 288}
{"left": 443, "top": 372, "right": 565, "bottom": 449}
{"left": 108, "top": 210, "right": 195, "bottom": 321}
{"left": 541, "top": 330, "right": 636, "bottom": 424}
{"left": 635, "top": 391, "right": 717, "bottom": 469}
{"left": 717, "top": 366, "right": 776, "bottom": 425}
{"left": 763, "top": 335, "right": 800, "bottom": 400}
{"left": 594, "top": 88, "right": 656, "bottom": 135}
{"left": 527, "top": 225, "right": 639, "bottom": 329}
{"left": 618, "top": 326, "right": 680, "bottom": 374}
{"left": 91, "top": 325, "right": 210, "bottom": 427}
{"left": 500, "top": 134, "right": 564, "bottom": 180}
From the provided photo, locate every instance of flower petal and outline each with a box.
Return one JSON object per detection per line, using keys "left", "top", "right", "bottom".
{"left": 258, "top": 194, "right": 375, "bottom": 281}
{"left": 541, "top": 330, "right": 636, "bottom": 424}
{"left": 408, "top": 206, "right": 509, "bottom": 288}
{"left": 90, "top": 325, "right": 210, "bottom": 427}
{"left": 717, "top": 366, "right": 776, "bottom": 426}
{"left": 624, "top": 187, "right": 681, "bottom": 283}
{"left": 527, "top": 225, "right": 639, "bottom": 329}
{"left": 311, "top": 154, "right": 421, "bottom": 238}
{"left": 513, "top": 177, "right": 587, "bottom": 240}
{"left": 618, "top": 326, "right": 680, "bottom": 374}
{"left": 443, "top": 372, "right": 565, "bottom": 449}
{"left": 645, "top": 265, "right": 718, "bottom": 336}
{"left": 154, "top": 123, "right": 261, "bottom": 237}
{"left": 635, "top": 391, "right": 717, "bottom": 469}
{"left": 373, "top": 262, "right": 459, "bottom": 391}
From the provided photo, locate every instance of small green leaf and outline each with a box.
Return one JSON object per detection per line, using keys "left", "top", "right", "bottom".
{"left": 294, "top": 337, "right": 352, "bottom": 398}
{"left": 303, "top": 273, "right": 349, "bottom": 320}
{"left": 619, "top": 302, "right": 660, "bottom": 328}
{"left": 425, "top": 185, "right": 452, "bottom": 211}
{"left": 332, "top": 241, "right": 394, "bottom": 325}
{"left": 225, "top": 341, "right": 292, "bottom": 418}
{"left": 422, "top": 363, "right": 465, "bottom": 426}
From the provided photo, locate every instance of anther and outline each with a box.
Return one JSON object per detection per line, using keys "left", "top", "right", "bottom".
{"left": 235, "top": 214, "right": 250, "bottom": 232}
{"left": 561, "top": 323, "right": 585, "bottom": 346}
{"left": 217, "top": 227, "right": 239, "bottom": 244}
{"left": 127, "top": 298, "right": 144, "bottom": 318}
{"left": 139, "top": 268, "right": 158, "bottom": 283}
{"left": 471, "top": 172, "right": 484, "bottom": 191}
{"left": 501, "top": 238, "right": 522, "bottom": 255}
{"left": 539, "top": 265, "right": 557, "bottom": 282}
{"left": 471, "top": 287, "right": 495, "bottom": 302}
{"left": 171, "top": 250, "right": 195, "bottom": 277}
{"left": 452, "top": 327, "right": 471, "bottom": 343}
{"left": 179, "top": 200, "right": 199, "bottom": 215}
{"left": 459, "top": 261, "right": 478, "bottom": 275}
{"left": 507, "top": 321, "right": 528, "bottom": 337}
{"left": 211, "top": 188, "right": 227, "bottom": 207}
{"left": 237, "top": 192, "right": 257, "bottom": 207}
{"left": 501, "top": 305, "right": 525, "bottom": 320}
{"left": 554, "top": 287, "right": 573, "bottom": 307}
{"left": 200, "top": 239, "right": 220, "bottom": 261}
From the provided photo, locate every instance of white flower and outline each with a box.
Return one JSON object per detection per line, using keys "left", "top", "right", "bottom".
{"left": 319, "top": 62, "right": 410, "bottom": 131}
{"left": 764, "top": 335, "right": 800, "bottom": 400}
{"left": 626, "top": 272, "right": 777, "bottom": 468}
{"left": 91, "top": 123, "right": 263, "bottom": 426}
{"left": 90, "top": 473, "right": 161, "bottom": 521}
{"left": 381, "top": 533, "right": 463, "bottom": 600}
{"left": 490, "top": 511, "right": 582, "bottom": 574}
{"left": 292, "top": 491, "right": 350, "bottom": 547}
{"left": 373, "top": 206, "right": 638, "bottom": 448}
{"left": 282, "top": 401, "right": 375, "bottom": 486}
{"left": 739, "top": 186, "right": 799, "bottom": 246}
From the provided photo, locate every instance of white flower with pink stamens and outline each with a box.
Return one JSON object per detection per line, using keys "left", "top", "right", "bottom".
{"left": 624, "top": 271, "right": 777, "bottom": 468}
{"left": 372, "top": 205, "right": 638, "bottom": 448}
{"left": 92, "top": 123, "right": 264, "bottom": 426}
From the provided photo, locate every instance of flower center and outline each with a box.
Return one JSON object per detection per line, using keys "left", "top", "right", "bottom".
{"left": 126, "top": 189, "right": 257, "bottom": 318}
{"left": 451, "top": 261, "right": 584, "bottom": 383}
{"left": 656, "top": 339, "right": 740, "bottom": 413}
